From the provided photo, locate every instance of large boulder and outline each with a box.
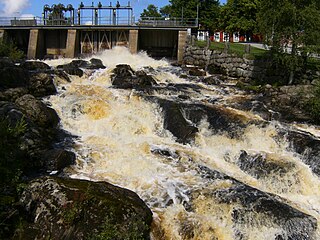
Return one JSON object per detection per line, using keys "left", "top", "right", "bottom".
{"left": 20, "top": 61, "right": 51, "bottom": 71}
{"left": 28, "top": 72, "right": 57, "bottom": 97}
{"left": 41, "top": 149, "right": 76, "bottom": 172}
{"left": 56, "top": 58, "right": 106, "bottom": 77}
{"left": 112, "top": 64, "right": 157, "bottom": 89}
{"left": 0, "top": 59, "right": 29, "bottom": 89}
{"left": 18, "top": 176, "right": 153, "bottom": 240}
{"left": 15, "top": 94, "right": 59, "bottom": 128}
{"left": 157, "top": 99, "right": 198, "bottom": 144}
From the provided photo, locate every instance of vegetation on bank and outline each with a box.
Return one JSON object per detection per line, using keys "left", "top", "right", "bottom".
{"left": 0, "top": 118, "right": 27, "bottom": 238}
{"left": 0, "top": 41, "right": 24, "bottom": 61}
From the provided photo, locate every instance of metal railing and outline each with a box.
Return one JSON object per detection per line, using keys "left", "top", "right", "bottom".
{"left": 138, "top": 17, "right": 198, "bottom": 28}
{"left": 0, "top": 16, "right": 198, "bottom": 28}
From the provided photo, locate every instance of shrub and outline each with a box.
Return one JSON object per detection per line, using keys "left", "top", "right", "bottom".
{"left": 0, "top": 41, "right": 24, "bottom": 61}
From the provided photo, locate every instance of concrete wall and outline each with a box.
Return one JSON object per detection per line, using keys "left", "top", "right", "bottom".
{"left": 66, "top": 29, "right": 77, "bottom": 58}
{"left": 177, "top": 31, "right": 187, "bottom": 63}
{"left": 129, "top": 29, "right": 138, "bottom": 54}
{"left": 27, "top": 29, "right": 45, "bottom": 59}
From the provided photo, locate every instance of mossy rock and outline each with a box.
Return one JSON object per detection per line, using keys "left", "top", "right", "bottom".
{"left": 17, "top": 176, "right": 152, "bottom": 240}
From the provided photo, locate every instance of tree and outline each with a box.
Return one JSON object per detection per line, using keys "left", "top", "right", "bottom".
{"left": 140, "top": 4, "right": 162, "bottom": 18}
{"left": 258, "top": 0, "right": 320, "bottom": 84}
{"left": 218, "top": 0, "right": 260, "bottom": 37}
{"left": 160, "top": 5, "right": 173, "bottom": 18}
{"left": 168, "top": 0, "right": 220, "bottom": 32}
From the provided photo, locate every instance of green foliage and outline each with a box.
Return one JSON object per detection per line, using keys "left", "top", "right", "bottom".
{"left": 166, "top": 0, "right": 220, "bottom": 32}
{"left": 258, "top": 0, "right": 320, "bottom": 84}
{"left": 0, "top": 117, "right": 27, "bottom": 186}
{"left": 140, "top": 4, "right": 162, "bottom": 18}
{"left": 219, "top": 0, "right": 260, "bottom": 35}
{"left": 307, "top": 81, "right": 320, "bottom": 123}
{"left": 92, "top": 213, "right": 149, "bottom": 240}
{"left": 0, "top": 117, "right": 27, "bottom": 239}
{"left": 0, "top": 41, "right": 24, "bottom": 61}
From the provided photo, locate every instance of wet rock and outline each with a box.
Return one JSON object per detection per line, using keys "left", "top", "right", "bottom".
{"left": 42, "top": 149, "right": 76, "bottom": 172}
{"left": 207, "top": 63, "right": 225, "bottom": 74}
{"left": 0, "top": 87, "right": 28, "bottom": 101}
{"left": 56, "top": 59, "right": 105, "bottom": 77}
{"left": 183, "top": 103, "right": 257, "bottom": 138}
{"left": 20, "top": 61, "right": 51, "bottom": 71}
{"left": 196, "top": 165, "right": 317, "bottom": 240}
{"left": 0, "top": 61, "right": 29, "bottom": 89}
{"left": 282, "top": 129, "right": 320, "bottom": 176}
{"left": 28, "top": 72, "right": 57, "bottom": 97}
{"left": 237, "top": 151, "right": 294, "bottom": 179}
{"left": 15, "top": 94, "right": 59, "bottom": 128}
{"left": 158, "top": 99, "right": 198, "bottom": 144}
{"left": 88, "top": 58, "right": 106, "bottom": 69}
{"left": 188, "top": 67, "right": 206, "bottom": 76}
{"left": 112, "top": 64, "right": 157, "bottom": 89}
{"left": 54, "top": 69, "right": 71, "bottom": 82}
{"left": 18, "top": 176, "right": 152, "bottom": 240}
{"left": 215, "top": 183, "right": 317, "bottom": 240}
{"left": 201, "top": 75, "right": 221, "bottom": 85}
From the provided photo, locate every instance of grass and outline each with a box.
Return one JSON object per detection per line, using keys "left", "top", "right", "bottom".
{"left": 196, "top": 41, "right": 267, "bottom": 59}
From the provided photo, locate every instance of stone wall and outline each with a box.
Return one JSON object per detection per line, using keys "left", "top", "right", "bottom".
{"left": 183, "top": 45, "right": 319, "bottom": 84}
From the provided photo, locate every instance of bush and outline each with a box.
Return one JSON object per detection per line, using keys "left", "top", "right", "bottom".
{"left": 307, "top": 81, "right": 320, "bottom": 123}
{"left": 0, "top": 41, "right": 24, "bottom": 61}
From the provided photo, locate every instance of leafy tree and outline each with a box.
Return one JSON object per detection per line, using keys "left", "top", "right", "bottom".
{"left": 258, "top": 0, "right": 320, "bottom": 84}
{"left": 0, "top": 41, "right": 24, "bottom": 60}
{"left": 160, "top": 5, "right": 173, "bottom": 18}
{"left": 140, "top": 4, "right": 162, "bottom": 18}
{"left": 218, "top": 0, "right": 260, "bottom": 37}
{"left": 162, "top": 0, "right": 220, "bottom": 32}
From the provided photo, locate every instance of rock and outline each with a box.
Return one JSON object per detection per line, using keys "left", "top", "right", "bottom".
{"left": 196, "top": 165, "right": 318, "bottom": 240}
{"left": 281, "top": 129, "right": 320, "bottom": 176}
{"left": 54, "top": 70, "right": 71, "bottom": 83}
{"left": 201, "top": 76, "right": 221, "bottom": 85}
{"left": 15, "top": 94, "right": 59, "bottom": 128}
{"left": 112, "top": 64, "right": 157, "bottom": 89}
{"left": 207, "top": 63, "right": 225, "bottom": 74}
{"left": 0, "top": 87, "right": 28, "bottom": 101}
{"left": 157, "top": 99, "right": 198, "bottom": 144}
{"left": 20, "top": 61, "right": 51, "bottom": 71}
{"left": 42, "top": 149, "right": 76, "bottom": 172}
{"left": 88, "top": 58, "right": 106, "bottom": 69}
{"left": 28, "top": 72, "right": 57, "bottom": 97}
{"left": 237, "top": 150, "right": 294, "bottom": 179}
{"left": 188, "top": 68, "right": 206, "bottom": 76}
{"left": 0, "top": 61, "right": 29, "bottom": 89}
{"left": 18, "top": 176, "right": 153, "bottom": 240}
{"left": 56, "top": 59, "right": 105, "bottom": 77}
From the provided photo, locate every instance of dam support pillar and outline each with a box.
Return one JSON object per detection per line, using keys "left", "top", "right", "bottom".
{"left": 27, "top": 29, "right": 44, "bottom": 59}
{"left": 129, "top": 29, "right": 138, "bottom": 54}
{"left": 66, "top": 29, "right": 77, "bottom": 58}
{"left": 177, "top": 30, "right": 187, "bottom": 63}
{"left": 0, "top": 29, "right": 5, "bottom": 42}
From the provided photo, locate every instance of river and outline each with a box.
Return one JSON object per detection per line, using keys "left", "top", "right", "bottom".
{"left": 46, "top": 47, "right": 320, "bottom": 240}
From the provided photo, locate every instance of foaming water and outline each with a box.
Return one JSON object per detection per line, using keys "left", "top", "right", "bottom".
{"left": 47, "top": 48, "right": 320, "bottom": 240}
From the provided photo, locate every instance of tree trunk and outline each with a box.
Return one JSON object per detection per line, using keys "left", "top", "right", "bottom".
{"left": 288, "top": 43, "right": 296, "bottom": 85}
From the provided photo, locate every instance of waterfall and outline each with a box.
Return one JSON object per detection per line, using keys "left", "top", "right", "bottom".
{"left": 47, "top": 47, "right": 320, "bottom": 240}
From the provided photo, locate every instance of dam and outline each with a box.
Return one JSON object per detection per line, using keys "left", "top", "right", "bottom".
{"left": 0, "top": 2, "right": 198, "bottom": 61}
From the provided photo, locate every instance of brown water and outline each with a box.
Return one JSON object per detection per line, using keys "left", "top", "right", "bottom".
{"left": 47, "top": 47, "right": 320, "bottom": 240}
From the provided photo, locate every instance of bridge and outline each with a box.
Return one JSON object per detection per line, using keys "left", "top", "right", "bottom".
{"left": 0, "top": 2, "right": 198, "bottom": 62}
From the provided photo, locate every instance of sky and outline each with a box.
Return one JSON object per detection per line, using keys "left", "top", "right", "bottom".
{"left": 0, "top": 0, "right": 227, "bottom": 18}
